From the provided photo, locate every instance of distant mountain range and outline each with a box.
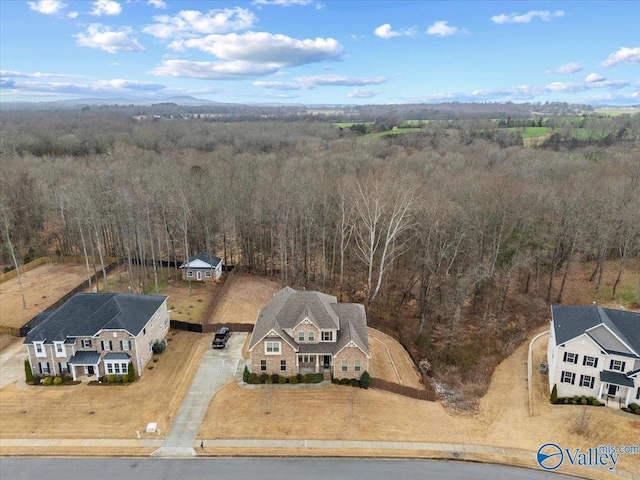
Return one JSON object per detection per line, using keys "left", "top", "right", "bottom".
{"left": 1, "top": 96, "right": 219, "bottom": 109}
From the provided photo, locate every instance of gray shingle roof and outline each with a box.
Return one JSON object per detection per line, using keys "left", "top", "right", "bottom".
{"left": 179, "top": 251, "right": 222, "bottom": 269}
{"left": 551, "top": 305, "right": 640, "bottom": 357}
{"left": 249, "top": 287, "right": 369, "bottom": 357}
{"left": 600, "top": 370, "right": 634, "bottom": 387}
{"left": 24, "top": 293, "right": 167, "bottom": 345}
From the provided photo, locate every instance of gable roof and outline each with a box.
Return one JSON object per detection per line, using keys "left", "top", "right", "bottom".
{"left": 551, "top": 305, "right": 640, "bottom": 357}
{"left": 24, "top": 293, "right": 167, "bottom": 345}
{"left": 179, "top": 251, "right": 222, "bottom": 269}
{"left": 248, "top": 287, "right": 368, "bottom": 357}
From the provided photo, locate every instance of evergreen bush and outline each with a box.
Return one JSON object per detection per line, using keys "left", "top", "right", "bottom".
{"left": 53, "top": 376, "right": 63, "bottom": 385}
{"left": 550, "top": 384, "right": 558, "bottom": 403}
{"left": 42, "top": 377, "right": 53, "bottom": 386}
{"left": 24, "top": 360, "right": 33, "bottom": 383}
{"left": 152, "top": 340, "right": 166, "bottom": 354}
{"left": 127, "top": 362, "right": 136, "bottom": 382}
{"left": 289, "top": 376, "right": 299, "bottom": 384}
{"left": 243, "top": 365, "right": 250, "bottom": 383}
{"left": 360, "top": 371, "right": 370, "bottom": 389}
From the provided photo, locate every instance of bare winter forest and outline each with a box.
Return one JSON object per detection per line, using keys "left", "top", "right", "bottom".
{"left": 1, "top": 105, "right": 639, "bottom": 405}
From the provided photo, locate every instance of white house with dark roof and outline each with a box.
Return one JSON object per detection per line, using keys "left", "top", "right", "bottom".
{"left": 179, "top": 251, "right": 223, "bottom": 281}
{"left": 547, "top": 305, "right": 640, "bottom": 407}
{"left": 24, "top": 293, "right": 169, "bottom": 381}
{"left": 248, "top": 287, "right": 371, "bottom": 380}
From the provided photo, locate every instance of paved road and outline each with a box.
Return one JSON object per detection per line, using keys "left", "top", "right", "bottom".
{"left": 152, "top": 333, "right": 246, "bottom": 457}
{"left": 0, "top": 457, "right": 578, "bottom": 480}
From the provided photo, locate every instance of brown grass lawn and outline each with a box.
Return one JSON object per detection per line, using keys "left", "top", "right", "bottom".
{"left": 368, "top": 328, "right": 422, "bottom": 389}
{"left": 208, "top": 273, "right": 281, "bottom": 325}
{"left": 104, "top": 265, "right": 220, "bottom": 323}
{"left": 0, "top": 263, "right": 91, "bottom": 329}
{"left": 200, "top": 334, "right": 640, "bottom": 474}
{"left": 0, "top": 330, "right": 209, "bottom": 439}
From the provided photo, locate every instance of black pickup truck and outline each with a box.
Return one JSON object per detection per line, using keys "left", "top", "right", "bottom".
{"left": 212, "top": 326, "right": 231, "bottom": 349}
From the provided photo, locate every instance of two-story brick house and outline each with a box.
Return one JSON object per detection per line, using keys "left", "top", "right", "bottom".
{"left": 24, "top": 293, "right": 169, "bottom": 381}
{"left": 547, "top": 304, "right": 640, "bottom": 407}
{"left": 248, "top": 287, "right": 370, "bottom": 380}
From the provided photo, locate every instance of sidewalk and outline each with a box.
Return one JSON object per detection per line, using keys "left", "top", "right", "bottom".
{"left": 1, "top": 438, "right": 638, "bottom": 479}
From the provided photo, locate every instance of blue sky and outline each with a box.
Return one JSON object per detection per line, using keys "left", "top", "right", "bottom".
{"left": 1, "top": 0, "right": 639, "bottom": 104}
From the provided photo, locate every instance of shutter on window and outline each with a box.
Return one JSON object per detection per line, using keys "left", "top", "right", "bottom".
{"left": 101, "top": 341, "right": 105, "bottom": 350}
{"left": 38, "top": 362, "right": 42, "bottom": 374}
{"left": 589, "top": 377, "right": 594, "bottom": 388}
{"left": 593, "top": 358, "right": 598, "bottom": 368}
{"left": 621, "top": 361, "right": 626, "bottom": 371}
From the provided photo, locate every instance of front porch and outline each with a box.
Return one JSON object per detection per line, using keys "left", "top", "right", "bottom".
{"left": 68, "top": 351, "right": 101, "bottom": 382}
{"left": 298, "top": 354, "right": 332, "bottom": 377}
{"left": 598, "top": 370, "right": 635, "bottom": 408}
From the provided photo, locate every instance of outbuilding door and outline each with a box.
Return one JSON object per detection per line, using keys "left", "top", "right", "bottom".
{"left": 196, "top": 271, "right": 202, "bottom": 281}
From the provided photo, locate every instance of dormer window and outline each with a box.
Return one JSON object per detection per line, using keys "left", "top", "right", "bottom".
{"left": 34, "top": 341, "right": 45, "bottom": 358}
{"left": 322, "top": 331, "right": 333, "bottom": 342}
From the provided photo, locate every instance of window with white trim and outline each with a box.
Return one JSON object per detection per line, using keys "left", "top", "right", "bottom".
{"left": 322, "top": 331, "right": 333, "bottom": 342}
{"left": 341, "top": 360, "right": 348, "bottom": 372}
{"left": 82, "top": 339, "right": 92, "bottom": 348}
{"left": 563, "top": 352, "right": 578, "bottom": 364}
{"left": 354, "top": 360, "right": 361, "bottom": 372}
{"left": 260, "top": 360, "right": 266, "bottom": 371}
{"left": 308, "top": 331, "right": 315, "bottom": 342}
{"left": 105, "top": 362, "right": 128, "bottom": 375}
{"left": 39, "top": 361, "right": 50, "bottom": 375}
{"left": 280, "top": 360, "right": 286, "bottom": 371}
{"left": 265, "top": 341, "right": 281, "bottom": 355}
{"left": 34, "top": 342, "right": 45, "bottom": 358}
{"left": 120, "top": 340, "right": 131, "bottom": 351}
{"left": 583, "top": 356, "right": 598, "bottom": 368}
{"left": 298, "top": 355, "right": 315, "bottom": 363}
{"left": 579, "top": 374, "right": 594, "bottom": 389}
{"left": 561, "top": 371, "right": 575, "bottom": 384}
{"left": 205, "top": 271, "right": 211, "bottom": 277}
{"left": 101, "top": 340, "right": 112, "bottom": 351}
{"left": 298, "top": 331, "right": 305, "bottom": 342}
{"left": 54, "top": 342, "right": 65, "bottom": 357}
{"left": 187, "top": 271, "right": 193, "bottom": 278}
{"left": 58, "top": 362, "right": 69, "bottom": 374}
{"left": 609, "top": 359, "right": 625, "bottom": 372}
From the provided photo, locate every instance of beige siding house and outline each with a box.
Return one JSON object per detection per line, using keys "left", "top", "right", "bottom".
{"left": 248, "top": 287, "right": 370, "bottom": 380}
{"left": 548, "top": 305, "right": 640, "bottom": 407}
{"left": 179, "top": 251, "right": 223, "bottom": 281}
{"left": 24, "top": 293, "right": 169, "bottom": 381}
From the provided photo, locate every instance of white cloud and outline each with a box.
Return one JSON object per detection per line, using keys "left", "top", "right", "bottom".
{"left": 374, "top": 24, "right": 401, "bottom": 39}
{"left": 0, "top": 77, "right": 166, "bottom": 96}
{"left": 426, "top": 21, "right": 465, "bottom": 37}
{"left": 75, "top": 24, "right": 145, "bottom": 53}
{"left": 601, "top": 47, "right": 640, "bottom": 67}
{"left": 27, "top": 0, "right": 66, "bottom": 15}
{"left": 585, "top": 73, "right": 605, "bottom": 83}
{"left": 491, "top": 10, "right": 564, "bottom": 24}
{"left": 555, "top": 62, "right": 582, "bottom": 74}
{"left": 148, "top": 59, "right": 280, "bottom": 79}
{"left": 144, "top": 8, "right": 256, "bottom": 39}
{"left": 253, "top": 0, "right": 315, "bottom": 5}
{"left": 347, "top": 88, "right": 381, "bottom": 98}
{"left": 90, "top": 0, "right": 122, "bottom": 16}
{"left": 147, "top": 0, "right": 166, "bottom": 9}
{"left": 254, "top": 74, "right": 387, "bottom": 90}
{"left": 0, "top": 70, "right": 81, "bottom": 79}
{"left": 67, "top": 11, "right": 78, "bottom": 18}
{"left": 177, "top": 32, "right": 342, "bottom": 67}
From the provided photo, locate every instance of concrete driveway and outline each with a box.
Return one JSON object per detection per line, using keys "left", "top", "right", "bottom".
{"left": 0, "top": 339, "right": 26, "bottom": 389}
{"left": 153, "top": 332, "right": 247, "bottom": 457}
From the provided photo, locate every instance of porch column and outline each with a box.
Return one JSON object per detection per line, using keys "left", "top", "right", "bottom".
{"left": 315, "top": 356, "right": 319, "bottom": 373}
{"left": 625, "top": 388, "right": 633, "bottom": 407}
{"left": 598, "top": 382, "right": 605, "bottom": 401}
{"left": 72, "top": 365, "right": 77, "bottom": 381}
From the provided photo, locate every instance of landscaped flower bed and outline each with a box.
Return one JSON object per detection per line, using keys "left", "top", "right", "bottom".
{"left": 552, "top": 395, "right": 603, "bottom": 406}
